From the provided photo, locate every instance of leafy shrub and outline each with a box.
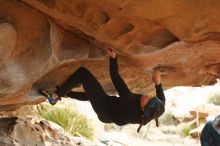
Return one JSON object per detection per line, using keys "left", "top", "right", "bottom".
{"left": 38, "top": 105, "right": 94, "bottom": 140}
{"left": 180, "top": 124, "right": 193, "bottom": 137}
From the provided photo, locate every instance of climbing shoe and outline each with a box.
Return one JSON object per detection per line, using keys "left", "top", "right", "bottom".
{"left": 39, "top": 89, "right": 59, "bottom": 105}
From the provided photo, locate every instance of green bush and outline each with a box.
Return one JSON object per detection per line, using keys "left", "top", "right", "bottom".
{"left": 37, "top": 106, "right": 94, "bottom": 140}
{"left": 208, "top": 93, "right": 220, "bottom": 105}
{"left": 180, "top": 124, "right": 193, "bottom": 137}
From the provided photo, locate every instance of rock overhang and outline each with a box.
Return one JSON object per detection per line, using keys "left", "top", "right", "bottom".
{"left": 0, "top": 0, "right": 220, "bottom": 111}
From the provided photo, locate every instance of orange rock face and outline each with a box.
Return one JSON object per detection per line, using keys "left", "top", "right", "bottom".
{"left": 1, "top": 0, "right": 220, "bottom": 111}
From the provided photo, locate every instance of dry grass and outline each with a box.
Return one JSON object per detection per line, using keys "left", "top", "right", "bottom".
{"left": 37, "top": 105, "right": 95, "bottom": 140}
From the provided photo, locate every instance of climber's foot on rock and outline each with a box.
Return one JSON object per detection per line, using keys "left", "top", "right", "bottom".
{"left": 39, "top": 89, "right": 60, "bottom": 105}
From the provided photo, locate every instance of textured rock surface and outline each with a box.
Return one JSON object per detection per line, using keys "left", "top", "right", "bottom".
{"left": 0, "top": 116, "right": 93, "bottom": 146}
{"left": 1, "top": 0, "right": 220, "bottom": 110}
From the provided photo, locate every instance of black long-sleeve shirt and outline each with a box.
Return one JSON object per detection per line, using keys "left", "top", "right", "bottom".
{"left": 108, "top": 57, "right": 165, "bottom": 125}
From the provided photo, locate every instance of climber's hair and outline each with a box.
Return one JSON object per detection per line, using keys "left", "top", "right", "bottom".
{"left": 153, "top": 103, "right": 164, "bottom": 127}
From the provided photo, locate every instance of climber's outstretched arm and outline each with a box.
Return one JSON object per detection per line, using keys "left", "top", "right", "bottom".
{"left": 152, "top": 71, "right": 165, "bottom": 103}
{"left": 107, "top": 50, "right": 134, "bottom": 101}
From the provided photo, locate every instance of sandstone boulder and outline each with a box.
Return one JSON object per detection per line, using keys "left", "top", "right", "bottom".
{"left": 0, "top": 116, "right": 93, "bottom": 146}
{"left": 1, "top": 0, "right": 220, "bottom": 110}
{"left": 189, "top": 111, "right": 208, "bottom": 119}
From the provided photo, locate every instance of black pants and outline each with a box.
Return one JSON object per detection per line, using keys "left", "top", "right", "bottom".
{"left": 55, "top": 67, "right": 113, "bottom": 122}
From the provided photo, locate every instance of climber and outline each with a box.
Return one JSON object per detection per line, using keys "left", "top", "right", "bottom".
{"left": 200, "top": 114, "right": 220, "bottom": 146}
{"left": 39, "top": 49, "right": 165, "bottom": 133}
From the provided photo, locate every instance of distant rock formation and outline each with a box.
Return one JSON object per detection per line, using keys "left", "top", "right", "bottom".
{"left": 1, "top": 0, "right": 220, "bottom": 111}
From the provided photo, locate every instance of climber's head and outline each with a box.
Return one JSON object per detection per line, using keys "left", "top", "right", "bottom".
{"left": 137, "top": 96, "right": 165, "bottom": 133}
{"left": 143, "top": 97, "right": 165, "bottom": 126}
